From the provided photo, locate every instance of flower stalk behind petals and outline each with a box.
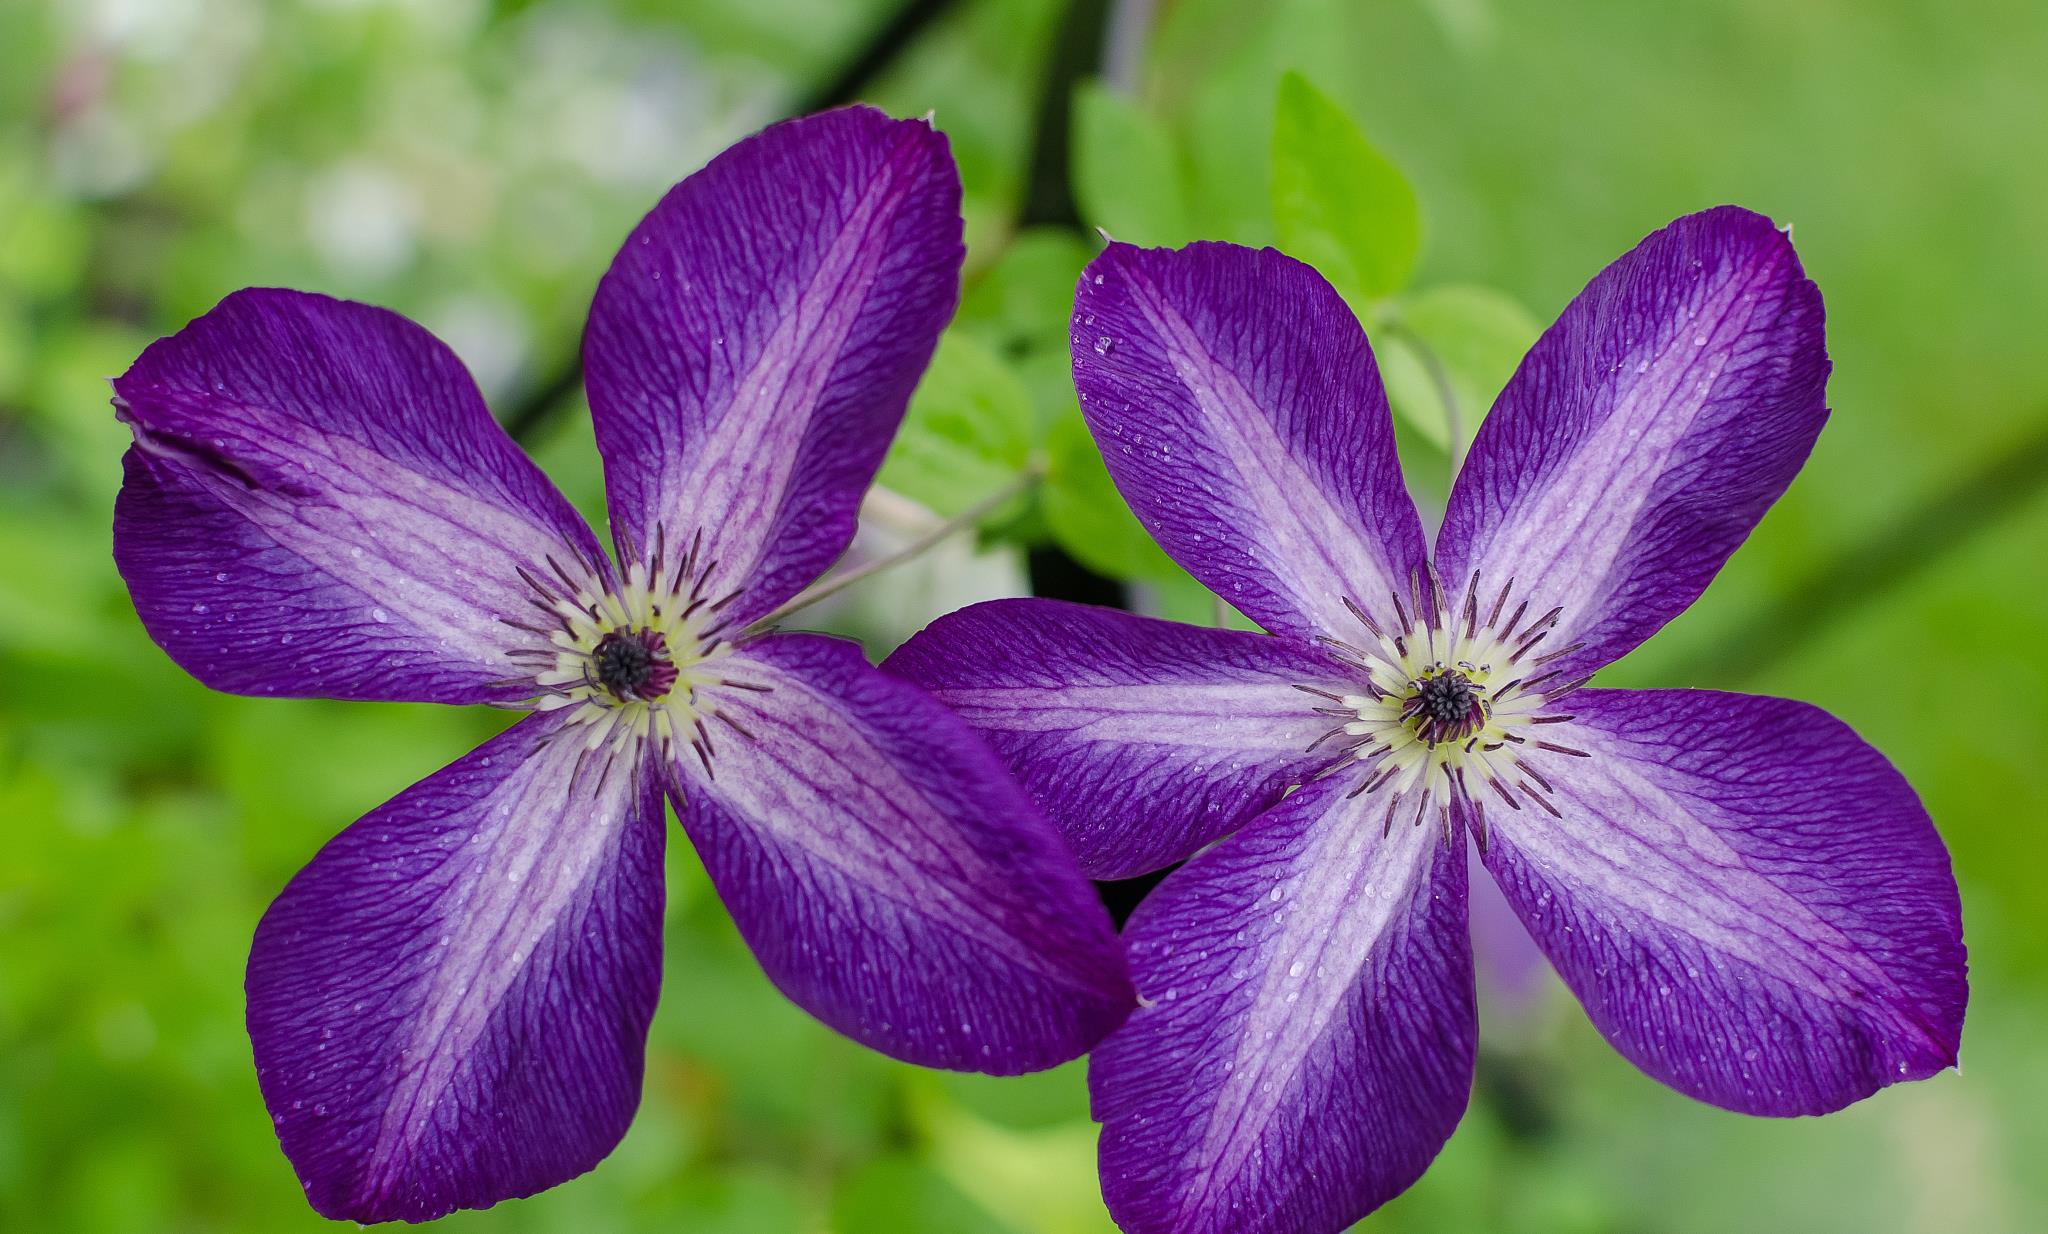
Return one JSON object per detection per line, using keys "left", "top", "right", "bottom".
{"left": 747, "top": 459, "right": 1046, "bottom": 632}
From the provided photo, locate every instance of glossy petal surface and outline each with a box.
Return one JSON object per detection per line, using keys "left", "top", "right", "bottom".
{"left": 1072, "top": 241, "right": 1429, "bottom": 640}
{"left": 1436, "top": 207, "right": 1830, "bottom": 678}
{"left": 584, "top": 106, "right": 963, "bottom": 624}
{"left": 247, "top": 715, "right": 667, "bottom": 1222}
{"left": 672, "top": 632, "right": 1132, "bottom": 1073}
{"left": 885, "top": 597, "right": 1349, "bottom": 878}
{"left": 1092, "top": 777, "right": 1475, "bottom": 1234}
{"left": 113, "top": 289, "right": 602, "bottom": 704}
{"left": 1482, "top": 688, "right": 1967, "bottom": 1115}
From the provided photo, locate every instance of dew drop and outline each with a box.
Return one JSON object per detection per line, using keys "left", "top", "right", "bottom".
{"left": 371, "top": 608, "right": 390, "bottom": 623}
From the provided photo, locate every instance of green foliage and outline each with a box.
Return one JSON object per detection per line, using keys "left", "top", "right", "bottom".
{"left": 933, "top": 1059, "right": 1092, "bottom": 1131}
{"left": 1042, "top": 409, "right": 1180, "bottom": 582}
{"left": 835, "top": 1156, "right": 1014, "bottom": 1234}
{"left": 956, "top": 227, "right": 1095, "bottom": 453}
{"left": 1270, "top": 70, "right": 1422, "bottom": 305}
{"left": 1377, "top": 283, "right": 1543, "bottom": 452}
{"left": 1071, "top": 81, "right": 1193, "bottom": 246}
{"left": 879, "top": 329, "right": 1039, "bottom": 519}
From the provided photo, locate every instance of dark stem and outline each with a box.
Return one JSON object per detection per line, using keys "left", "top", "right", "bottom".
{"left": 1018, "top": 0, "right": 1112, "bottom": 229}
{"left": 1679, "top": 413, "right": 2048, "bottom": 684}
{"left": 1019, "top": 0, "right": 1133, "bottom": 610}
{"left": 499, "top": 354, "right": 587, "bottom": 444}
{"left": 1027, "top": 545, "right": 1126, "bottom": 607}
{"left": 793, "top": 0, "right": 966, "bottom": 116}
{"left": 1094, "top": 864, "right": 1177, "bottom": 931}
{"left": 500, "top": 0, "right": 967, "bottom": 445}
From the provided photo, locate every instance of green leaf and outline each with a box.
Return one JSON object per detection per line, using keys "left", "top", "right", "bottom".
{"left": 959, "top": 228, "right": 1093, "bottom": 358}
{"left": 1375, "top": 332, "right": 1453, "bottom": 452}
{"left": 877, "top": 329, "right": 1038, "bottom": 519}
{"left": 930, "top": 1060, "right": 1090, "bottom": 1132}
{"left": 1041, "top": 410, "right": 1181, "bottom": 583}
{"left": 1271, "top": 70, "right": 1422, "bottom": 302}
{"left": 1139, "top": 565, "right": 1259, "bottom": 629}
{"left": 1378, "top": 283, "right": 1542, "bottom": 453}
{"left": 911, "top": 1086, "right": 1118, "bottom": 1234}
{"left": 957, "top": 229, "right": 1096, "bottom": 449}
{"left": 1071, "top": 81, "right": 1193, "bottom": 246}
{"left": 834, "top": 1156, "right": 1016, "bottom": 1234}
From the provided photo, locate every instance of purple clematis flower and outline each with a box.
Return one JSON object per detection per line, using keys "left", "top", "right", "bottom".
{"left": 111, "top": 106, "right": 1130, "bottom": 1223}
{"left": 888, "top": 208, "right": 1968, "bottom": 1234}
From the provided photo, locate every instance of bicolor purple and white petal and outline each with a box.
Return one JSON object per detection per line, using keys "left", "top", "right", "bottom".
{"left": 1070, "top": 242, "right": 1429, "bottom": 640}
{"left": 676, "top": 633, "right": 1130, "bottom": 1073}
{"left": 584, "top": 103, "right": 963, "bottom": 627}
{"left": 884, "top": 598, "right": 1351, "bottom": 879}
{"left": 1481, "top": 688, "right": 1964, "bottom": 1115}
{"left": 247, "top": 715, "right": 665, "bottom": 1222}
{"left": 114, "top": 288, "right": 610, "bottom": 705}
{"left": 892, "top": 207, "right": 1967, "bottom": 1234}
{"left": 1093, "top": 776, "right": 1474, "bottom": 1234}
{"left": 114, "top": 106, "right": 1129, "bottom": 1224}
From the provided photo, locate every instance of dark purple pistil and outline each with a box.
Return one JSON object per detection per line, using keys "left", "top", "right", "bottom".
{"left": 1401, "top": 670, "right": 1487, "bottom": 746}
{"left": 593, "top": 629, "right": 679, "bottom": 702}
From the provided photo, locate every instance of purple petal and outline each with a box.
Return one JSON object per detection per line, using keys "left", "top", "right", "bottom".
{"left": 884, "top": 597, "right": 1352, "bottom": 879}
{"left": 1071, "top": 241, "right": 1429, "bottom": 640}
{"left": 1482, "top": 688, "right": 1966, "bottom": 1115}
{"left": 671, "top": 632, "right": 1131, "bottom": 1073}
{"left": 584, "top": 106, "right": 963, "bottom": 625}
{"left": 1092, "top": 777, "right": 1475, "bottom": 1234}
{"left": 1436, "top": 207, "right": 1830, "bottom": 678}
{"left": 114, "top": 289, "right": 605, "bottom": 704}
{"left": 247, "top": 715, "right": 666, "bottom": 1222}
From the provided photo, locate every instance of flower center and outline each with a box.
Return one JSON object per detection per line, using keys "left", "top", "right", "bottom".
{"left": 1403, "top": 667, "right": 1487, "bottom": 744}
{"left": 1299, "top": 568, "right": 1593, "bottom": 848}
{"left": 592, "top": 628, "right": 679, "bottom": 702}
{"left": 498, "top": 529, "right": 770, "bottom": 768}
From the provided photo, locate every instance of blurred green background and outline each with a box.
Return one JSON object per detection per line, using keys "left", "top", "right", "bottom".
{"left": 3, "top": 0, "right": 2044, "bottom": 1230}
